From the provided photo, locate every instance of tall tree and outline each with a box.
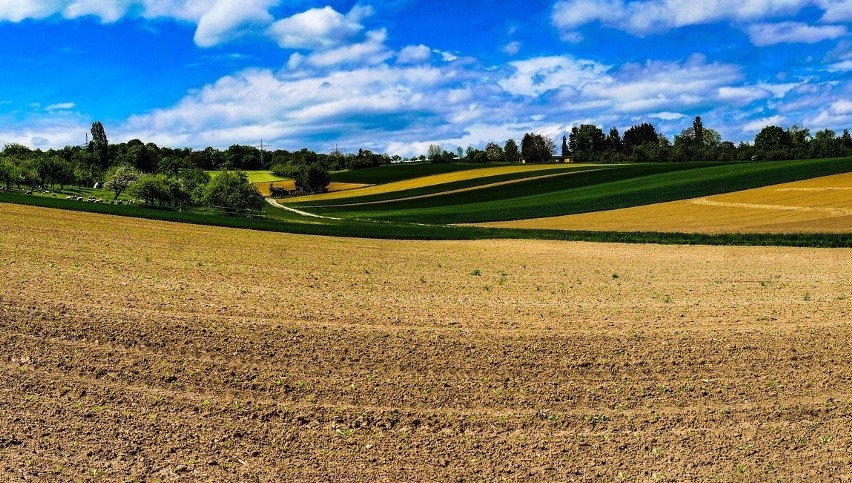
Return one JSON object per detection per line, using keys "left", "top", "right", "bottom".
{"left": 90, "top": 121, "right": 109, "bottom": 168}
{"left": 503, "top": 139, "right": 520, "bottom": 162}
{"left": 692, "top": 116, "right": 704, "bottom": 149}
{"left": 561, "top": 135, "right": 569, "bottom": 160}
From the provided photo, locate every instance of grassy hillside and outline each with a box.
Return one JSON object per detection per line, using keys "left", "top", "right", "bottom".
{"left": 311, "top": 158, "right": 852, "bottom": 224}
{"left": 295, "top": 165, "right": 599, "bottom": 206}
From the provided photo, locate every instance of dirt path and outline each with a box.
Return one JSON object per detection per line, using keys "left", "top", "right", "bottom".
{"left": 265, "top": 197, "right": 340, "bottom": 219}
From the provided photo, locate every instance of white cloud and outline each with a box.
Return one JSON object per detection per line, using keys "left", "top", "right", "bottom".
{"left": 435, "top": 50, "right": 459, "bottom": 62}
{"left": 552, "top": 0, "right": 813, "bottom": 35}
{"left": 266, "top": 5, "right": 369, "bottom": 50}
{"left": 827, "top": 59, "right": 852, "bottom": 71}
{"left": 748, "top": 22, "right": 847, "bottom": 45}
{"left": 45, "top": 102, "right": 77, "bottom": 111}
{"left": 108, "top": 48, "right": 799, "bottom": 154}
{"left": 756, "top": 81, "right": 800, "bottom": 97}
{"left": 503, "top": 41, "right": 522, "bottom": 56}
{"left": 498, "top": 56, "right": 611, "bottom": 97}
{"left": 194, "top": 0, "right": 276, "bottom": 47}
{"left": 298, "top": 29, "right": 393, "bottom": 68}
{"left": 650, "top": 111, "right": 687, "bottom": 120}
{"left": 821, "top": 0, "right": 852, "bottom": 22}
{"left": 742, "top": 115, "right": 788, "bottom": 132}
{"left": 717, "top": 86, "right": 772, "bottom": 104}
{"left": 396, "top": 44, "right": 432, "bottom": 64}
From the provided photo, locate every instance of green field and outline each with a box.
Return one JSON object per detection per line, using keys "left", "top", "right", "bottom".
{"left": 303, "top": 165, "right": 598, "bottom": 206}
{"left": 4, "top": 157, "right": 852, "bottom": 246}
{"left": 206, "top": 170, "right": 291, "bottom": 183}
{"left": 306, "top": 158, "right": 852, "bottom": 223}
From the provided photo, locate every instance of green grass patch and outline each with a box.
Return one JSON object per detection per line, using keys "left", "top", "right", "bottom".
{"left": 206, "top": 170, "right": 290, "bottom": 184}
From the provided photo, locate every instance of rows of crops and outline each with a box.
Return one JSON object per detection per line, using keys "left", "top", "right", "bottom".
{"left": 301, "top": 158, "right": 852, "bottom": 224}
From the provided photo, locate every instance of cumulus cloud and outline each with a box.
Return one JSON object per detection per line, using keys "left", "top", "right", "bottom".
{"left": 267, "top": 5, "right": 370, "bottom": 50}
{"left": 551, "top": 0, "right": 851, "bottom": 46}
{"left": 112, "top": 50, "right": 800, "bottom": 154}
{"left": 748, "top": 22, "right": 847, "bottom": 45}
{"left": 552, "top": 0, "right": 811, "bottom": 35}
{"left": 194, "top": 0, "right": 276, "bottom": 47}
{"left": 396, "top": 44, "right": 433, "bottom": 64}
{"left": 498, "top": 56, "right": 611, "bottom": 97}
{"left": 821, "top": 0, "right": 852, "bottom": 22}
{"left": 293, "top": 29, "right": 393, "bottom": 68}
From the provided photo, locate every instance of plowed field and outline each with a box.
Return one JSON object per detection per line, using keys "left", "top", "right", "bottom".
{"left": 483, "top": 172, "right": 852, "bottom": 233}
{"left": 1, "top": 204, "right": 851, "bottom": 481}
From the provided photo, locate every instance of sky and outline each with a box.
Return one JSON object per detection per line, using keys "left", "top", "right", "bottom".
{"left": 0, "top": 0, "right": 850, "bottom": 156}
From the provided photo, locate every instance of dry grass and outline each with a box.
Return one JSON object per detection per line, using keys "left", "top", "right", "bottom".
{"left": 483, "top": 171, "right": 852, "bottom": 233}
{"left": 284, "top": 163, "right": 586, "bottom": 203}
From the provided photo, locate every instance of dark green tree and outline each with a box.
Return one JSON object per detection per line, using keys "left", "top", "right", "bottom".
{"left": 300, "top": 162, "right": 331, "bottom": 193}
{"left": 521, "top": 133, "right": 554, "bottom": 163}
{"left": 569, "top": 125, "right": 605, "bottom": 163}
{"left": 622, "top": 123, "right": 658, "bottom": 152}
{"left": 503, "top": 139, "right": 520, "bottom": 162}
{"left": 90, "top": 121, "right": 110, "bottom": 168}
{"left": 754, "top": 125, "right": 792, "bottom": 160}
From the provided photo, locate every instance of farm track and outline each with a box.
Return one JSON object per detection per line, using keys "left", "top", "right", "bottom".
{"left": 1, "top": 204, "right": 851, "bottom": 481}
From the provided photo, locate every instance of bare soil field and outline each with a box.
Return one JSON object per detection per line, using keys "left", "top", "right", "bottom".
{"left": 483, "top": 172, "right": 852, "bottom": 234}
{"left": 1, "top": 203, "right": 851, "bottom": 481}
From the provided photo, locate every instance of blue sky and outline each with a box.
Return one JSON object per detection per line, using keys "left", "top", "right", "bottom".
{"left": 0, "top": 1, "right": 850, "bottom": 156}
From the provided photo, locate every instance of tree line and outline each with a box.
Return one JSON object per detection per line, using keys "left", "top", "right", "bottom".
{"left": 2, "top": 118, "right": 851, "bottom": 211}
{"left": 0, "top": 122, "right": 399, "bottom": 211}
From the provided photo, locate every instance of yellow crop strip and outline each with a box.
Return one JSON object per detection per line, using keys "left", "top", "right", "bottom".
{"left": 480, "top": 172, "right": 852, "bottom": 234}
{"left": 282, "top": 164, "right": 589, "bottom": 203}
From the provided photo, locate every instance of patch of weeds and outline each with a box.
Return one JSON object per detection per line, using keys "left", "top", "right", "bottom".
{"left": 483, "top": 284, "right": 491, "bottom": 291}
{"left": 803, "top": 292, "right": 812, "bottom": 301}
{"left": 820, "top": 434, "right": 833, "bottom": 444}
{"left": 470, "top": 268, "right": 481, "bottom": 276}
{"left": 736, "top": 463, "right": 747, "bottom": 474}
{"left": 335, "top": 428, "right": 355, "bottom": 438}
{"left": 144, "top": 255, "right": 151, "bottom": 263}
{"left": 498, "top": 272, "right": 508, "bottom": 285}
{"left": 612, "top": 273, "right": 619, "bottom": 279}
